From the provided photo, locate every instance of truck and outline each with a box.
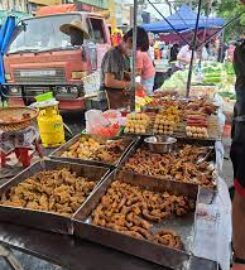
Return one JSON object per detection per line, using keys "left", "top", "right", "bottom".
{"left": 3, "top": 4, "right": 111, "bottom": 110}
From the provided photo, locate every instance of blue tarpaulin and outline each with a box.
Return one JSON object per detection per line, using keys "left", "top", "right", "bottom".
{"left": 142, "top": 4, "right": 225, "bottom": 33}
{"left": 0, "top": 16, "right": 16, "bottom": 84}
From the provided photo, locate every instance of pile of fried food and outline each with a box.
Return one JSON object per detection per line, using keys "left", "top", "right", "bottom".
{"left": 92, "top": 180, "right": 195, "bottom": 249}
{"left": 0, "top": 169, "right": 96, "bottom": 217}
{"left": 0, "top": 112, "right": 31, "bottom": 124}
{"left": 123, "top": 145, "right": 215, "bottom": 188}
{"left": 124, "top": 113, "right": 151, "bottom": 134}
{"left": 61, "top": 136, "right": 129, "bottom": 164}
{"left": 183, "top": 97, "right": 218, "bottom": 116}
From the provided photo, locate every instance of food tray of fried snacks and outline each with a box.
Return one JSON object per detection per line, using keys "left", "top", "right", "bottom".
{"left": 119, "top": 137, "right": 217, "bottom": 191}
{"left": 0, "top": 107, "right": 38, "bottom": 131}
{"left": 0, "top": 160, "right": 109, "bottom": 234}
{"left": 126, "top": 98, "right": 221, "bottom": 141}
{"left": 124, "top": 112, "right": 155, "bottom": 136}
{"left": 144, "top": 96, "right": 218, "bottom": 115}
{"left": 72, "top": 171, "right": 216, "bottom": 269}
{"left": 50, "top": 134, "right": 138, "bottom": 169}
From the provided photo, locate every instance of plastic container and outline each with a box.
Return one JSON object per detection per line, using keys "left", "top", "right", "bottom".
{"left": 35, "top": 92, "right": 53, "bottom": 102}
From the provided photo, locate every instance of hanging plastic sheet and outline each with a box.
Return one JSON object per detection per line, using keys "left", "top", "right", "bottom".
{"left": 0, "top": 16, "right": 16, "bottom": 84}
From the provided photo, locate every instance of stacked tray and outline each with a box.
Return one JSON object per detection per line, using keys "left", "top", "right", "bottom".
{"left": 73, "top": 171, "right": 199, "bottom": 269}
{"left": 50, "top": 134, "right": 138, "bottom": 169}
{"left": 0, "top": 160, "right": 110, "bottom": 234}
{"left": 117, "top": 137, "right": 218, "bottom": 193}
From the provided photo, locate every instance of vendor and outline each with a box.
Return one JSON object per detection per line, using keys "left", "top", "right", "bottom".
{"left": 100, "top": 27, "right": 149, "bottom": 109}
{"left": 230, "top": 37, "right": 245, "bottom": 270}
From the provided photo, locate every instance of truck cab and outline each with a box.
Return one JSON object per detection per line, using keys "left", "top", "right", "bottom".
{"left": 4, "top": 6, "right": 111, "bottom": 110}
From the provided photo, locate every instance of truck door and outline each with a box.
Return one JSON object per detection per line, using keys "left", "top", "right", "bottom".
{"left": 87, "top": 17, "right": 111, "bottom": 68}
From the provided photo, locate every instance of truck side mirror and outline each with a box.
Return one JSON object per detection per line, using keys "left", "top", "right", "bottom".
{"left": 19, "top": 21, "right": 27, "bottom": 32}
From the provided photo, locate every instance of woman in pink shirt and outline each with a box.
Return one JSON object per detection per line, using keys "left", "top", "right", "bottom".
{"left": 137, "top": 50, "right": 156, "bottom": 95}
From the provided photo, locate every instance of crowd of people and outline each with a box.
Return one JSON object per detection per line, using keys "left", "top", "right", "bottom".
{"left": 106, "top": 29, "right": 236, "bottom": 102}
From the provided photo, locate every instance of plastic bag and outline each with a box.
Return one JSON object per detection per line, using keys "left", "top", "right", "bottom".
{"left": 85, "top": 109, "right": 120, "bottom": 138}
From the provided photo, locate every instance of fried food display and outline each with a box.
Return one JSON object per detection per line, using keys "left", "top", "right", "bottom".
{"left": 153, "top": 107, "right": 180, "bottom": 135}
{"left": 61, "top": 136, "right": 130, "bottom": 164}
{"left": 0, "top": 169, "right": 96, "bottom": 216}
{"left": 123, "top": 145, "right": 215, "bottom": 188}
{"left": 186, "top": 115, "right": 209, "bottom": 139}
{"left": 124, "top": 113, "right": 151, "bottom": 134}
{"left": 92, "top": 180, "right": 194, "bottom": 249}
{"left": 183, "top": 97, "right": 218, "bottom": 116}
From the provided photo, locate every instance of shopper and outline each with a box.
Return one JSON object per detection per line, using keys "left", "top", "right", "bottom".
{"left": 230, "top": 38, "right": 245, "bottom": 270}
{"left": 177, "top": 44, "right": 208, "bottom": 69}
{"left": 169, "top": 43, "right": 179, "bottom": 63}
{"left": 100, "top": 27, "right": 149, "bottom": 109}
{"left": 148, "top": 32, "right": 155, "bottom": 62}
{"left": 136, "top": 50, "right": 156, "bottom": 95}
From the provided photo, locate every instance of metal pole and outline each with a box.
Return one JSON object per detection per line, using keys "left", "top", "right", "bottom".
{"left": 130, "top": 0, "right": 138, "bottom": 111}
{"left": 186, "top": 0, "right": 202, "bottom": 97}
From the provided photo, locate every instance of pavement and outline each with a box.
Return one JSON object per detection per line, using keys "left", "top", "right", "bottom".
{"left": 0, "top": 112, "right": 234, "bottom": 270}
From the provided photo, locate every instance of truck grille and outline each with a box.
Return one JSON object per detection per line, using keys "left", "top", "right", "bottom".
{"left": 13, "top": 68, "right": 66, "bottom": 84}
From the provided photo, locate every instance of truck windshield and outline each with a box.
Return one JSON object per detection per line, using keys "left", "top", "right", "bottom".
{"left": 8, "top": 14, "right": 82, "bottom": 53}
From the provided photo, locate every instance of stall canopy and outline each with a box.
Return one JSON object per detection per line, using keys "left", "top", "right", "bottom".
{"left": 141, "top": 4, "right": 225, "bottom": 33}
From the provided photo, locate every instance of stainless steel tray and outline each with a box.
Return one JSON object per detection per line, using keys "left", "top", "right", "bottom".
{"left": 117, "top": 137, "right": 218, "bottom": 195}
{"left": 0, "top": 160, "right": 110, "bottom": 234}
{"left": 50, "top": 134, "right": 138, "bottom": 169}
{"left": 73, "top": 171, "right": 199, "bottom": 269}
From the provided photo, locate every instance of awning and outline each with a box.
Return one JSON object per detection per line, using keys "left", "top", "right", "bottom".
{"left": 141, "top": 4, "right": 225, "bottom": 33}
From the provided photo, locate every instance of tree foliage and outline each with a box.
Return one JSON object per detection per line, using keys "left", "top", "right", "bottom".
{"left": 170, "top": 0, "right": 245, "bottom": 41}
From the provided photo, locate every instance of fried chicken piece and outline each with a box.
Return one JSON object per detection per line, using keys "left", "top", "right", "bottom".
{"left": 154, "top": 230, "right": 183, "bottom": 250}
{"left": 131, "top": 226, "right": 154, "bottom": 241}
{"left": 122, "top": 230, "right": 145, "bottom": 240}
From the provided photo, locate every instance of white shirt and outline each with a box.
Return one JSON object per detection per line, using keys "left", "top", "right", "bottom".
{"left": 148, "top": 46, "right": 155, "bottom": 61}
{"left": 177, "top": 45, "right": 208, "bottom": 68}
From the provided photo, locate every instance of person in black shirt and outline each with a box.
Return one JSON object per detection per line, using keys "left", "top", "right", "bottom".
{"left": 169, "top": 43, "right": 179, "bottom": 63}
{"left": 100, "top": 27, "right": 149, "bottom": 109}
{"left": 230, "top": 39, "right": 245, "bottom": 270}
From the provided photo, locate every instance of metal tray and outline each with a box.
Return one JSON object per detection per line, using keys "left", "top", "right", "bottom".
{"left": 50, "top": 134, "right": 138, "bottom": 169}
{"left": 117, "top": 137, "right": 218, "bottom": 195}
{"left": 73, "top": 171, "right": 199, "bottom": 269}
{"left": 0, "top": 160, "right": 110, "bottom": 234}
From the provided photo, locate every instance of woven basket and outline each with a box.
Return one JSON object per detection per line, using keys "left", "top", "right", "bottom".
{"left": 0, "top": 107, "right": 38, "bottom": 132}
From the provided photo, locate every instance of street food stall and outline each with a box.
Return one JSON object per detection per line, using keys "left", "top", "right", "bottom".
{"left": 0, "top": 0, "right": 234, "bottom": 269}
{"left": 0, "top": 90, "right": 231, "bottom": 269}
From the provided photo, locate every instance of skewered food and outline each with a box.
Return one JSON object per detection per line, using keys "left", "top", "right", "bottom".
{"left": 92, "top": 180, "right": 194, "bottom": 248}
{"left": 186, "top": 115, "right": 209, "bottom": 139}
{"left": 154, "top": 106, "right": 180, "bottom": 135}
{"left": 0, "top": 169, "right": 96, "bottom": 216}
{"left": 183, "top": 97, "right": 218, "bottom": 116}
{"left": 125, "top": 113, "right": 151, "bottom": 134}
{"left": 123, "top": 145, "right": 215, "bottom": 188}
{"left": 61, "top": 136, "right": 130, "bottom": 164}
